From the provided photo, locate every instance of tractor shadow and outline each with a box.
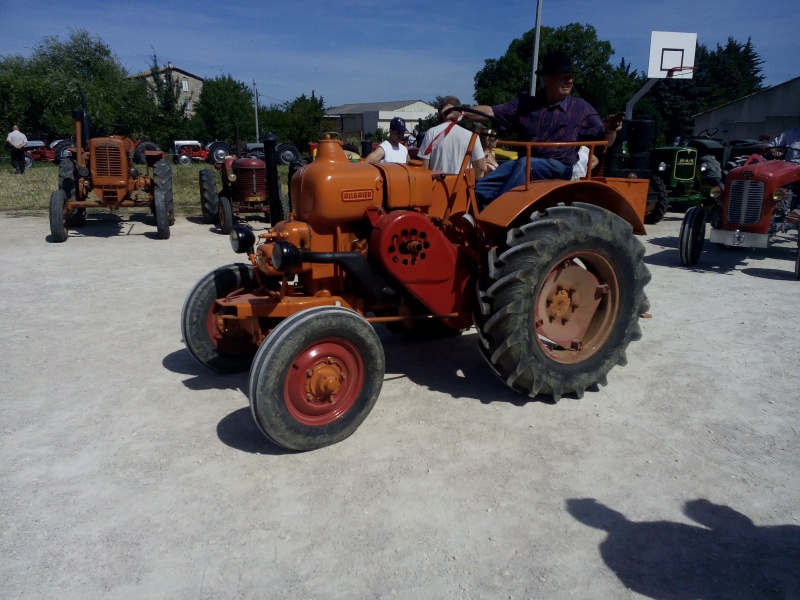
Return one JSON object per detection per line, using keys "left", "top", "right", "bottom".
{"left": 162, "top": 348, "right": 248, "bottom": 394}
{"left": 378, "top": 327, "right": 560, "bottom": 406}
{"left": 567, "top": 498, "right": 800, "bottom": 599}
{"left": 46, "top": 211, "right": 163, "bottom": 241}
{"left": 185, "top": 214, "right": 273, "bottom": 235}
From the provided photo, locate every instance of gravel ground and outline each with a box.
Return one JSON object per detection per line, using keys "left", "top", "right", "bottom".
{"left": 1, "top": 211, "right": 798, "bottom": 599}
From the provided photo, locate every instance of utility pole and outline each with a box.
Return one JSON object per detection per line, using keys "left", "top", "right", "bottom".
{"left": 529, "top": 0, "right": 543, "bottom": 95}
{"left": 253, "top": 79, "right": 260, "bottom": 140}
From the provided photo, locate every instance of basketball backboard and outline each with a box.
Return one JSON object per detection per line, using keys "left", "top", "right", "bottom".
{"left": 648, "top": 31, "right": 697, "bottom": 79}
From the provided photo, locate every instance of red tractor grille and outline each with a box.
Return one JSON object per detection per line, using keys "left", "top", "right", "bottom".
{"left": 727, "top": 180, "right": 764, "bottom": 225}
{"left": 94, "top": 143, "right": 125, "bottom": 178}
{"left": 237, "top": 168, "right": 266, "bottom": 198}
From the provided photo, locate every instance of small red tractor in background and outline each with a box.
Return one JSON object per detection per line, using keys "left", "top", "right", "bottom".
{"left": 198, "top": 133, "right": 289, "bottom": 234}
{"left": 49, "top": 85, "right": 174, "bottom": 242}
{"left": 173, "top": 140, "right": 233, "bottom": 165}
{"left": 182, "top": 108, "right": 652, "bottom": 451}
{"left": 679, "top": 146, "right": 800, "bottom": 278}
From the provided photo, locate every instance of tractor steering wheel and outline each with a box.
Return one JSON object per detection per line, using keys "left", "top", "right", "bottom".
{"left": 697, "top": 127, "right": 718, "bottom": 138}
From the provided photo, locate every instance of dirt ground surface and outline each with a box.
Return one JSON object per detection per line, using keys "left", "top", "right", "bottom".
{"left": 1, "top": 211, "right": 799, "bottom": 600}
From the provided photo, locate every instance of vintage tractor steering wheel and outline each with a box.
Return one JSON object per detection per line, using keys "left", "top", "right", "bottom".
{"left": 448, "top": 106, "right": 514, "bottom": 135}
{"left": 696, "top": 127, "right": 718, "bottom": 138}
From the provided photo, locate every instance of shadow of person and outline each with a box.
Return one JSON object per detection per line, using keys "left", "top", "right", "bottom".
{"left": 567, "top": 498, "right": 800, "bottom": 599}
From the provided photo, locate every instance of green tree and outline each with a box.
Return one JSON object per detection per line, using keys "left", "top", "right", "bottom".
{"left": 0, "top": 30, "right": 149, "bottom": 140}
{"left": 191, "top": 74, "right": 255, "bottom": 143}
{"left": 141, "top": 54, "right": 191, "bottom": 146}
{"left": 473, "top": 23, "right": 626, "bottom": 115}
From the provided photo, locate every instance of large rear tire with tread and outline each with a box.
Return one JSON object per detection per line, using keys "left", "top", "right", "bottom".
{"left": 153, "top": 159, "right": 173, "bottom": 238}
{"left": 133, "top": 141, "right": 160, "bottom": 164}
{"left": 182, "top": 263, "right": 262, "bottom": 372}
{"left": 473, "top": 203, "right": 650, "bottom": 400}
{"left": 248, "top": 306, "right": 385, "bottom": 451}
{"left": 679, "top": 205, "right": 706, "bottom": 266}
{"left": 644, "top": 176, "right": 670, "bottom": 224}
{"left": 276, "top": 143, "right": 301, "bottom": 165}
{"left": 199, "top": 169, "right": 220, "bottom": 224}
{"left": 794, "top": 242, "right": 800, "bottom": 281}
{"left": 49, "top": 190, "right": 69, "bottom": 243}
{"left": 52, "top": 140, "right": 72, "bottom": 164}
{"left": 208, "top": 142, "right": 232, "bottom": 164}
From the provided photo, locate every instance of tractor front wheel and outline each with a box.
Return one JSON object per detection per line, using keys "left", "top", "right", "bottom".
{"left": 52, "top": 140, "right": 72, "bottom": 164}
{"left": 276, "top": 143, "right": 301, "bottom": 165}
{"left": 134, "top": 141, "right": 160, "bottom": 164}
{"left": 199, "top": 169, "right": 219, "bottom": 224}
{"left": 679, "top": 205, "right": 706, "bottom": 266}
{"left": 248, "top": 306, "right": 385, "bottom": 451}
{"left": 176, "top": 153, "right": 191, "bottom": 166}
{"left": 153, "top": 159, "right": 174, "bottom": 237}
{"left": 49, "top": 190, "right": 68, "bottom": 242}
{"left": 208, "top": 142, "right": 232, "bottom": 164}
{"left": 473, "top": 203, "right": 650, "bottom": 400}
{"left": 24, "top": 155, "right": 34, "bottom": 170}
{"left": 181, "top": 263, "right": 261, "bottom": 372}
{"left": 794, "top": 242, "right": 800, "bottom": 281}
{"left": 218, "top": 196, "right": 234, "bottom": 234}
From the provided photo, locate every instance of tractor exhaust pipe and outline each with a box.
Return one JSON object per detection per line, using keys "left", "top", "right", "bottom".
{"left": 260, "top": 132, "right": 284, "bottom": 224}
{"left": 76, "top": 84, "right": 92, "bottom": 150}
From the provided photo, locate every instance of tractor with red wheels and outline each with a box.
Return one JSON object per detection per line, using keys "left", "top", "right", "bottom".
{"left": 182, "top": 108, "right": 652, "bottom": 450}
{"left": 679, "top": 146, "right": 800, "bottom": 278}
{"left": 49, "top": 85, "right": 174, "bottom": 242}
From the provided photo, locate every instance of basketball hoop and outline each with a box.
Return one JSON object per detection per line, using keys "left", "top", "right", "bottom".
{"left": 666, "top": 66, "right": 695, "bottom": 78}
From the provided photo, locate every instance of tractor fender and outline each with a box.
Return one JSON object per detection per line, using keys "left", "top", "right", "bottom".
{"left": 476, "top": 178, "right": 647, "bottom": 236}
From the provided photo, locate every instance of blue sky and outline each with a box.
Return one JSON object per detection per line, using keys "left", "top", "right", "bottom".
{"left": 1, "top": 0, "right": 797, "bottom": 109}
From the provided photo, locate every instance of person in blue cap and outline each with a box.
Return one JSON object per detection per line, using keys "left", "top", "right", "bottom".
{"left": 365, "top": 116, "right": 410, "bottom": 164}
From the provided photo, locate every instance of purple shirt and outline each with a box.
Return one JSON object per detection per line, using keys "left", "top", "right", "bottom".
{"left": 493, "top": 93, "right": 605, "bottom": 166}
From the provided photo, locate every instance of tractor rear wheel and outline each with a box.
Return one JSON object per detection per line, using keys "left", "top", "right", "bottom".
{"left": 473, "top": 203, "right": 650, "bottom": 400}
{"left": 276, "top": 143, "right": 301, "bottom": 165}
{"left": 644, "top": 176, "right": 669, "bottom": 224}
{"left": 153, "top": 159, "right": 173, "bottom": 238}
{"left": 52, "top": 140, "right": 72, "bottom": 164}
{"left": 181, "top": 263, "right": 261, "bottom": 372}
{"left": 133, "top": 141, "right": 159, "bottom": 164}
{"left": 208, "top": 142, "right": 232, "bottom": 164}
{"left": 218, "top": 196, "right": 234, "bottom": 234}
{"left": 248, "top": 306, "right": 385, "bottom": 451}
{"left": 679, "top": 205, "right": 706, "bottom": 266}
{"left": 49, "top": 190, "right": 68, "bottom": 242}
{"left": 199, "top": 169, "right": 220, "bottom": 224}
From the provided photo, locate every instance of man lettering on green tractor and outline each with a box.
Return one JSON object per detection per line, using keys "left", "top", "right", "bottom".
{"left": 463, "top": 49, "right": 624, "bottom": 205}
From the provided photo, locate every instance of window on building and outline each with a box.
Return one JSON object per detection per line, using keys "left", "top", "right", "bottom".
{"left": 182, "top": 79, "right": 189, "bottom": 92}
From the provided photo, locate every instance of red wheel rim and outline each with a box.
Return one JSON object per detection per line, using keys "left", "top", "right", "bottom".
{"left": 205, "top": 300, "right": 253, "bottom": 356}
{"left": 533, "top": 250, "right": 619, "bottom": 364}
{"left": 284, "top": 337, "right": 364, "bottom": 426}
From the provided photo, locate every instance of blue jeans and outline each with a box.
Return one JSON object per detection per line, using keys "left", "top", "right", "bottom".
{"left": 475, "top": 157, "right": 572, "bottom": 206}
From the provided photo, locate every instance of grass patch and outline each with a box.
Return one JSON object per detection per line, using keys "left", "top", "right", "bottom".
{"left": 0, "top": 158, "right": 290, "bottom": 216}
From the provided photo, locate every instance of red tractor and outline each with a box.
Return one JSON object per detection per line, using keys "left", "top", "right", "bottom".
{"left": 49, "top": 86, "right": 174, "bottom": 242}
{"left": 173, "top": 140, "right": 233, "bottom": 165}
{"left": 679, "top": 147, "right": 800, "bottom": 278}
{"left": 198, "top": 133, "right": 289, "bottom": 234}
{"left": 182, "top": 109, "right": 652, "bottom": 450}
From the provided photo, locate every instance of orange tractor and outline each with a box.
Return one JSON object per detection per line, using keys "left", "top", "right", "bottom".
{"left": 49, "top": 86, "right": 174, "bottom": 242}
{"left": 182, "top": 108, "right": 651, "bottom": 450}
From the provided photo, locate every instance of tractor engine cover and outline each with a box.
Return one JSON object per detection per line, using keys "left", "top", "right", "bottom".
{"left": 370, "top": 211, "right": 471, "bottom": 317}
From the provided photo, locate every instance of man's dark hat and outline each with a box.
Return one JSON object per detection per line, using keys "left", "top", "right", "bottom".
{"left": 536, "top": 50, "right": 575, "bottom": 75}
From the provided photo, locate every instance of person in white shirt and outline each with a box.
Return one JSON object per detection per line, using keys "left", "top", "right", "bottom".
{"left": 766, "top": 120, "right": 800, "bottom": 162}
{"left": 418, "top": 96, "right": 485, "bottom": 177}
{"left": 365, "top": 117, "right": 409, "bottom": 164}
{"left": 6, "top": 125, "right": 28, "bottom": 175}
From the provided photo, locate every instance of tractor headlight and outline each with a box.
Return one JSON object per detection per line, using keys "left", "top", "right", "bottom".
{"left": 772, "top": 188, "right": 787, "bottom": 203}
{"left": 227, "top": 172, "right": 237, "bottom": 183}
{"left": 658, "top": 162, "right": 667, "bottom": 172}
{"left": 78, "top": 167, "right": 90, "bottom": 178}
{"left": 271, "top": 241, "right": 302, "bottom": 272}
{"left": 699, "top": 163, "right": 708, "bottom": 174}
{"left": 229, "top": 226, "right": 256, "bottom": 254}
{"left": 129, "top": 167, "right": 139, "bottom": 178}
{"left": 709, "top": 186, "right": 723, "bottom": 199}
